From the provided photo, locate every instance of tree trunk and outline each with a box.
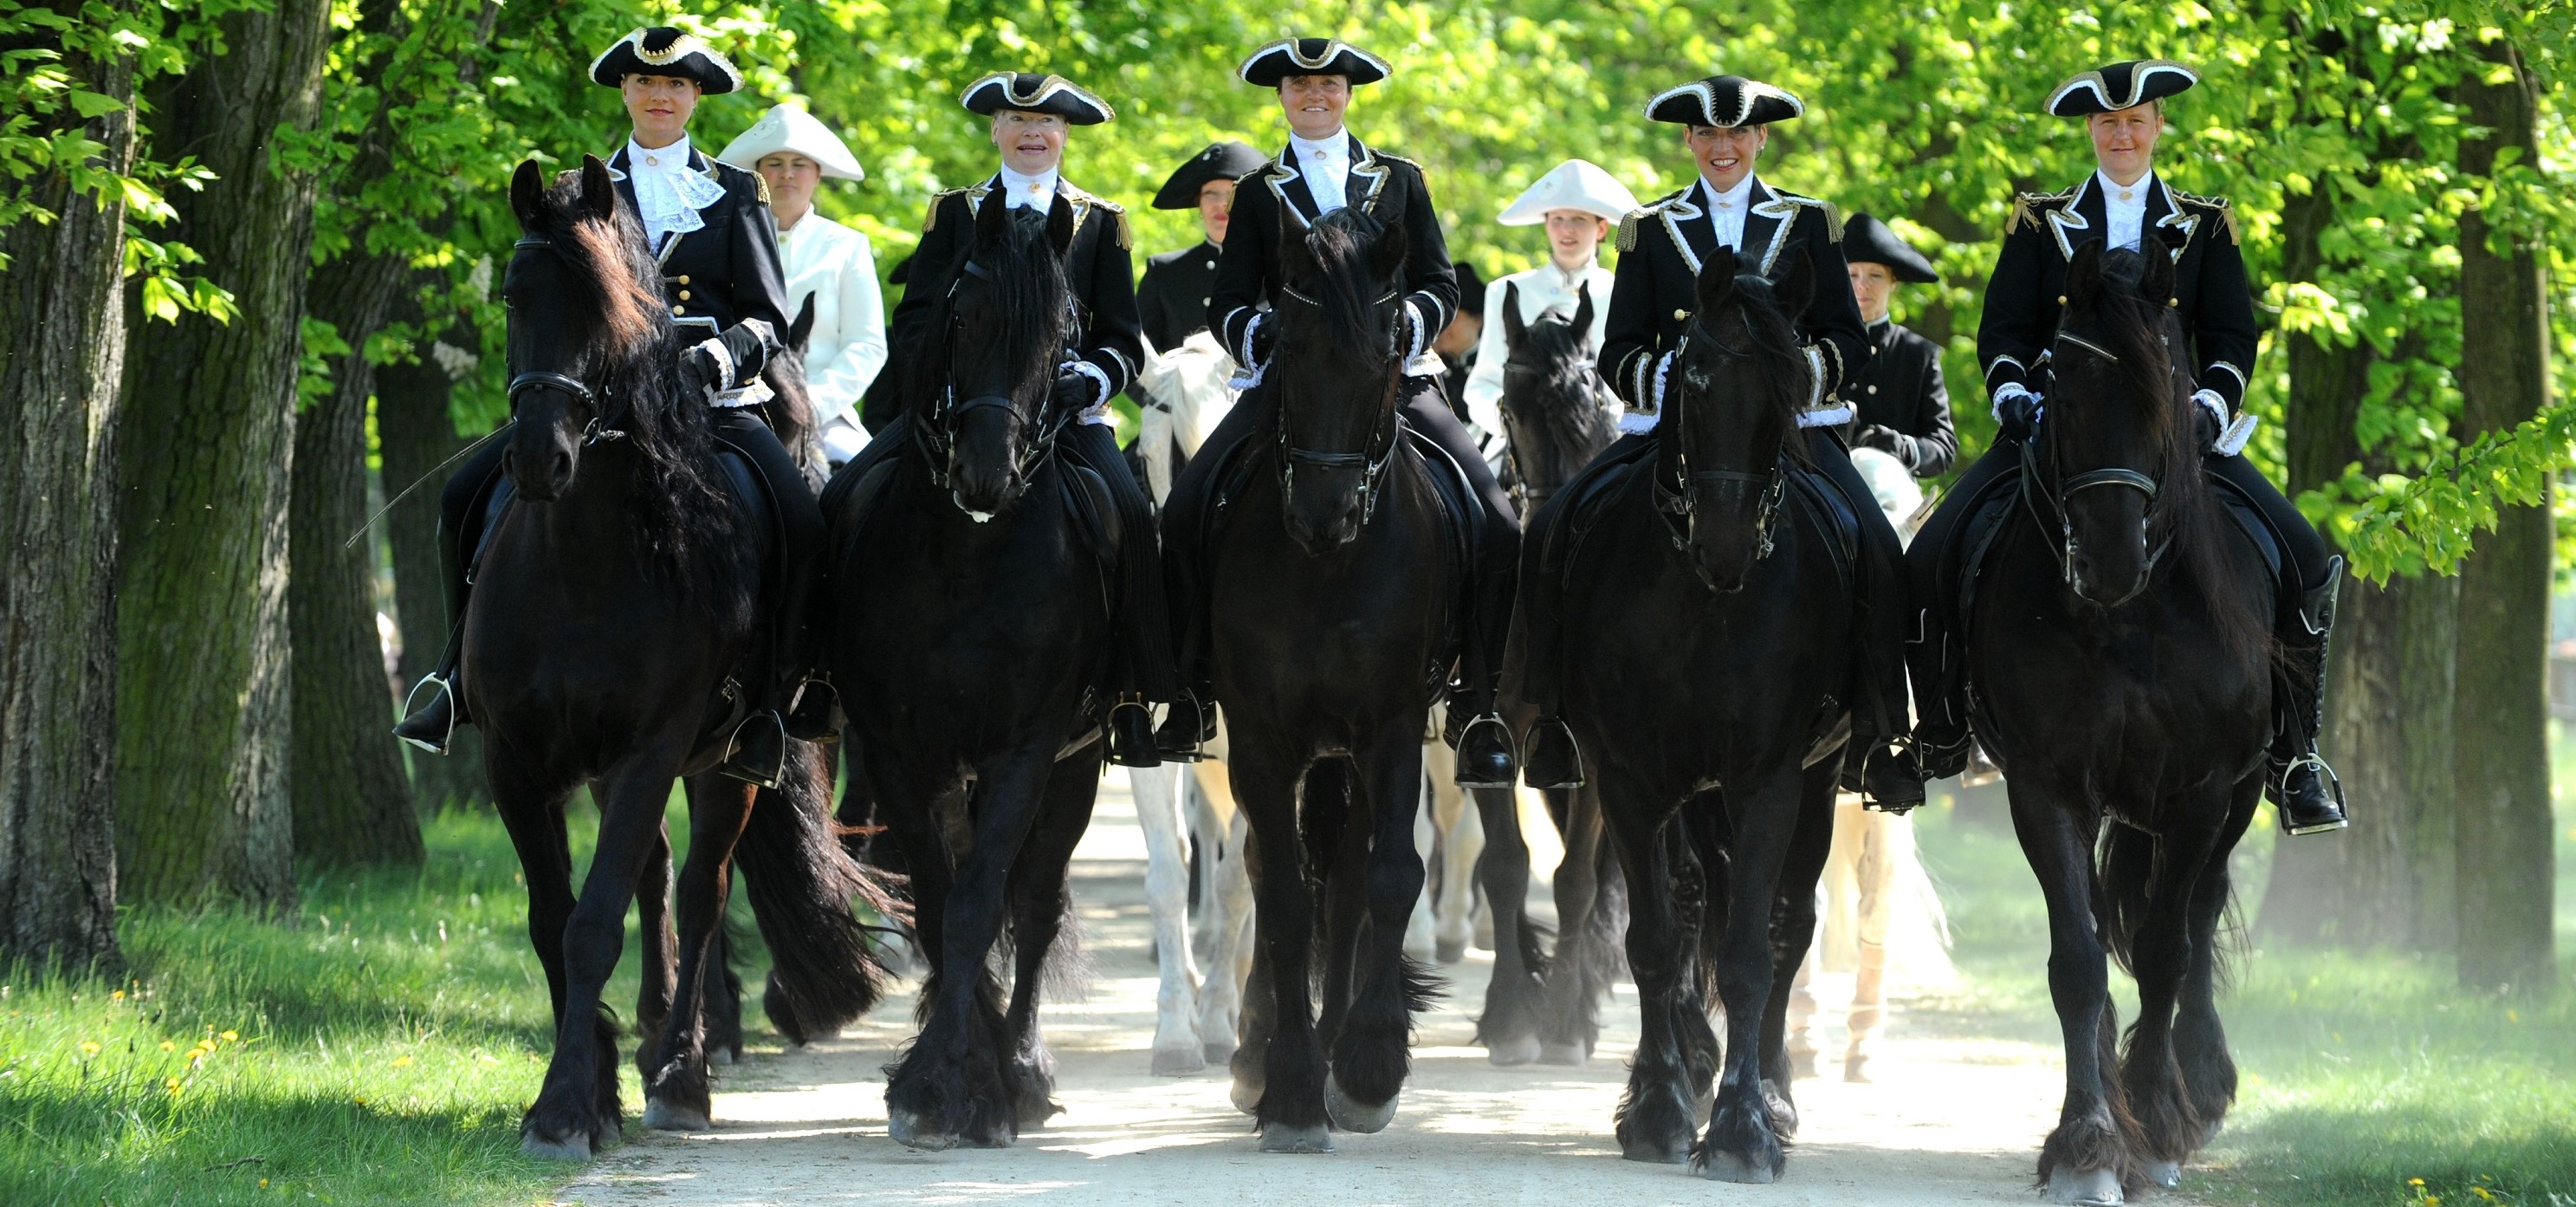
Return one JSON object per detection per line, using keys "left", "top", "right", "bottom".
{"left": 2259, "top": 180, "right": 2458, "bottom": 951}
{"left": 0, "top": 4, "right": 134, "bottom": 969}
{"left": 287, "top": 251, "right": 421, "bottom": 866}
{"left": 2450, "top": 36, "right": 2556, "bottom": 995}
{"left": 376, "top": 309, "right": 489, "bottom": 811}
{"left": 113, "top": 0, "right": 333, "bottom": 908}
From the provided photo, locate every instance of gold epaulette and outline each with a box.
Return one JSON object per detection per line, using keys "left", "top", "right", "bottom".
{"left": 2178, "top": 190, "right": 2240, "bottom": 244}
{"left": 1777, "top": 191, "right": 1844, "bottom": 242}
{"left": 1617, "top": 208, "right": 1643, "bottom": 254}
{"left": 2005, "top": 187, "right": 2073, "bottom": 236}
{"left": 921, "top": 187, "right": 967, "bottom": 233}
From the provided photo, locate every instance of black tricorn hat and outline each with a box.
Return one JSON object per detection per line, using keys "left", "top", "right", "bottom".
{"left": 1644, "top": 75, "right": 1803, "bottom": 127}
{"left": 1238, "top": 38, "right": 1391, "bottom": 88}
{"left": 960, "top": 73, "right": 1116, "bottom": 126}
{"left": 1153, "top": 140, "right": 1269, "bottom": 210}
{"left": 590, "top": 27, "right": 742, "bottom": 94}
{"left": 1453, "top": 261, "right": 1487, "bottom": 318}
{"left": 1841, "top": 213, "right": 1938, "bottom": 284}
{"left": 2045, "top": 59, "right": 2197, "bottom": 116}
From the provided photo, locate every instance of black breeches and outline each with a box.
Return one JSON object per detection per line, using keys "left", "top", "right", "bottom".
{"left": 435, "top": 431, "right": 514, "bottom": 633}
{"left": 1060, "top": 419, "right": 1179, "bottom": 702}
{"left": 708, "top": 406, "right": 826, "bottom": 577}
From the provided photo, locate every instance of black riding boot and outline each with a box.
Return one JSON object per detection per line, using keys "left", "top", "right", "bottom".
{"left": 1803, "top": 428, "right": 1924, "bottom": 813}
{"left": 1900, "top": 440, "right": 2022, "bottom": 782}
{"left": 709, "top": 402, "right": 830, "bottom": 789}
{"left": 2270, "top": 555, "right": 2349, "bottom": 835}
{"left": 1516, "top": 432, "right": 1655, "bottom": 789}
{"left": 392, "top": 626, "right": 465, "bottom": 755}
{"left": 393, "top": 432, "right": 510, "bottom": 755}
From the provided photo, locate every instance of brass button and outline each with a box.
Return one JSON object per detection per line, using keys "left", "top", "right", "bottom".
{"left": 672, "top": 305, "right": 686, "bottom": 315}
{"left": 1673, "top": 308, "right": 1690, "bottom": 321}
{"left": 1867, "top": 384, "right": 1879, "bottom": 394}
{"left": 677, "top": 275, "right": 690, "bottom": 285}
{"left": 678, "top": 289, "right": 692, "bottom": 301}
{"left": 2057, "top": 295, "right": 2068, "bottom": 305}
{"left": 2170, "top": 297, "right": 2180, "bottom": 307}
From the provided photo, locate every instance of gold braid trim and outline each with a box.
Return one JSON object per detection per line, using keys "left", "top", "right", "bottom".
{"left": 1617, "top": 208, "right": 1643, "bottom": 254}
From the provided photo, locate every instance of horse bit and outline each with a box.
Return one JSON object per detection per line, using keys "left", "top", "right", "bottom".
{"left": 1650, "top": 311, "right": 1787, "bottom": 560}
{"left": 506, "top": 235, "right": 627, "bottom": 447}
{"left": 2024, "top": 328, "right": 2170, "bottom": 599}
{"left": 1271, "top": 282, "right": 1402, "bottom": 527}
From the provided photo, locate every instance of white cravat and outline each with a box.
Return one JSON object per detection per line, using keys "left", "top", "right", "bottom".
{"left": 624, "top": 134, "right": 725, "bottom": 251}
{"left": 998, "top": 163, "right": 1061, "bottom": 212}
{"left": 1699, "top": 172, "right": 1757, "bottom": 250}
{"left": 1289, "top": 131, "right": 1349, "bottom": 214}
{"left": 2098, "top": 169, "right": 2151, "bottom": 251}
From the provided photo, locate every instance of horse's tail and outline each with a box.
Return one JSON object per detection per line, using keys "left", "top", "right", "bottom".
{"left": 2094, "top": 821, "right": 2154, "bottom": 977}
{"left": 737, "top": 739, "right": 906, "bottom": 1044}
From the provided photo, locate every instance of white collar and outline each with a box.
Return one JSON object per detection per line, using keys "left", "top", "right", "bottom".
{"left": 1289, "top": 130, "right": 1349, "bottom": 164}
{"left": 625, "top": 133, "right": 695, "bottom": 172}
{"left": 1698, "top": 172, "right": 1757, "bottom": 211}
{"left": 2095, "top": 169, "right": 2154, "bottom": 207}
{"left": 1544, "top": 256, "right": 1597, "bottom": 288}
{"left": 997, "top": 163, "right": 1061, "bottom": 210}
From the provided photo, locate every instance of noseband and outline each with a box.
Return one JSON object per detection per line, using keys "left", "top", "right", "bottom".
{"left": 913, "top": 255, "right": 1072, "bottom": 503}
{"left": 506, "top": 235, "right": 627, "bottom": 446}
{"left": 2025, "top": 327, "right": 2171, "bottom": 606}
{"left": 1272, "top": 282, "right": 1402, "bottom": 528}
{"left": 1651, "top": 309, "right": 1789, "bottom": 561}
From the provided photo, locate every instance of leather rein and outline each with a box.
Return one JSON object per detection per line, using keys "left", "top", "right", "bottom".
{"left": 2020, "top": 327, "right": 2172, "bottom": 607}
{"left": 1270, "top": 282, "right": 1403, "bottom": 527}
{"left": 911, "top": 255, "right": 1075, "bottom": 499}
{"left": 1650, "top": 308, "right": 1790, "bottom": 560}
{"left": 506, "top": 234, "right": 629, "bottom": 447}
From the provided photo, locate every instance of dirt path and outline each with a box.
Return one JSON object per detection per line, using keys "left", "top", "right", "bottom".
{"left": 559, "top": 775, "right": 2165, "bottom": 1206}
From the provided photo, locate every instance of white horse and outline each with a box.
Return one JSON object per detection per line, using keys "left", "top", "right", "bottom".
{"left": 1786, "top": 446, "right": 1957, "bottom": 1081}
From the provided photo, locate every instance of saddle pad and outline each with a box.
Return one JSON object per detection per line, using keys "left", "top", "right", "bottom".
{"left": 1956, "top": 459, "right": 2288, "bottom": 631}
{"left": 1783, "top": 461, "right": 1859, "bottom": 594}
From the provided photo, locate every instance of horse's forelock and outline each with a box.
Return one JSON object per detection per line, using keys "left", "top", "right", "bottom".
{"left": 1691, "top": 271, "right": 1815, "bottom": 464}
{"left": 1296, "top": 211, "right": 1395, "bottom": 358}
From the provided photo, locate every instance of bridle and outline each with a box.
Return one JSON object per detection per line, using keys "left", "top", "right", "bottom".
{"left": 2023, "top": 325, "right": 2171, "bottom": 607}
{"left": 1498, "top": 331, "right": 1615, "bottom": 514}
{"left": 506, "top": 234, "right": 627, "bottom": 446}
{"left": 1271, "top": 282, "right": 1403, "bottom": 527}
{"left": 1650, "top": 307, "right": 1789, "bottom": 562}
{"left": 911, "top": 255, "right": 1074, "bottom": 503}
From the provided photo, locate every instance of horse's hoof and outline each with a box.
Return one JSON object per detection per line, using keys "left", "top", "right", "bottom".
{"left": 1259, "top": 1122, "right": 1334, "bottom": 1153}
{"left": 1698, "top": 1150, "right": 1783, "bottom": 1184}
{"left": 520, "top": 1131, "right": 596, "bottom": 1162}
{"left": 1323, "top": 1073, "right": 1397, "bottom": 1133}
{"left": 2143, "top": 1159, "right": 2182, "bottom": 1189}
{"left": 1843, "top": 1053, "right": 1873, "bottom": 1083}
{"left": 1620, "top": 1135, "right": 1691, "bottom": 1165}
{"left": 1486, "top": 1034, "right": 1541, "bottom": 1067}
{"left": 2044, "top": 1166, "right": 2125, "bottom": 1206}
{"left": 1202, "top": 1040, "right": 1238, "bottom": 1067}
{"left": 1536, "top": 1042, "right": 1589, "bottom": 1067}
{"left": 1434, "top": 938, "right": 1467, "bottom": 965}
{"left": 640, "top": 1100, "right": 712, "bottom": 1132}
{"left": 886, "top": 1110, "right": 957, "bottom": 1152}
{"left": 1152, "top": 1046, "right": 1207, "bottom": 1077}
{"left": 1229, "top": 1074, "right": 1264, "bottom": 1116}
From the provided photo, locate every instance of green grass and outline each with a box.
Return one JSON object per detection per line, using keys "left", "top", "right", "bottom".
{"left": 0, "top": 806, "right": 700, "bottom": 1207}
{"left": 1910, "top": 779, "right": 2576, "bottom": 1207}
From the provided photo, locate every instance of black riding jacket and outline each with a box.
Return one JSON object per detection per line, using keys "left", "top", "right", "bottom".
{"left": 1206, "top": 134, "right": 1458, "bottom": 373}
{"left": 606, "top": 144, "right": 791, "bottom": 346}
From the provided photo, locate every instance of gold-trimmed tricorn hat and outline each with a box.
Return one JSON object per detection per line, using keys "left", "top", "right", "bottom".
{"left": 959, "top": 72, "right": 1116, "bottom": 125}
{"left": 1644, "top": 75, "right": 1803, "bottom": 127}
{"left": 2045, "top": 59, "right": 2197, "bottom": 116}
{"left": 1238, "top": 37, "right": 1391, "bottom": 87}
{"left": 589, "top": 27, "right": 742, "bottom": 94}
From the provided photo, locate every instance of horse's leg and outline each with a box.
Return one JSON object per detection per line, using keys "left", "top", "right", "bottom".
{"left": 642, "top": 775, "right": 757, "bottom": 1132}
{"left": 884, "top": 750, "right": 1050, "bottom": 1150}
{"left": 1694, "top": 765, "right": 1805, "bottom": 1184}
{"left": 521, "top": 761, "right": 676, "bottom": 1159}
{"left": 1199, "top": 787, "right": 1255, "bottom": 1068}
{"left": 1312, "top": 761, "right": 1369, "bottom": 1056}
{"left": 488, "top": 754, "right": 580, "bottom": 1085}
{"left": 1000, "top": 753, "right": 1101, "bottom": 1128}
{"left": 632, "top": 821, "right": 676, "bottom": 1079}
{"left": 1402, "top": 762, "right": 1440, "bottom": 964}
{"left": 1231, "top": 737, "right": 1330, "bottom": 1152}
{"left": 2119, "top": 798, "right": 2229, "bottom": 1188}
{"left": 1537, "top": 784, "right": 1607, "bottom": 1065}
{"left": 2014, "top": 784, "right": 2131, "bottom": 1204}
{"left": 1132, "top": 759, "right": 1207, "bottom": 1074}
{"left": 2171, "top": 780, "right": 2258, "bottom": 1163}
{"left": 1602, "top": 770, "right": 1695, "bottom": 1165}
{"left": 1756, "top": 756, "right": 1840, "bottom": 1143}
{"left": 1471, "top": 784, "right": 1542, "bottom": 1066}
{"left": 1323, "top": 728, "right": 1434, "bottom": 1134}
{"left": 1846, "top": 805, "right": 1901, "bottom": 1082}
{"left": 1423, "top": 741, "right": 1483, "bottom": 964}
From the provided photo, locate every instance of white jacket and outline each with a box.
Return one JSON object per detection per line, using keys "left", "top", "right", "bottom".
{"left": 776, "top": 212, "right": 887, "bottom": 459}
{"left": 1462, "top": 259, "right": 1619, "bottom": 445}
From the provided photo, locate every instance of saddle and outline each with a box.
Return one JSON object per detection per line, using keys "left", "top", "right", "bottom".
{"left": 1949, "top": 455, "right": 2286, "bottom": 636}
{"left": 1542, "top": 434, "right": 1857, "bottom": 596}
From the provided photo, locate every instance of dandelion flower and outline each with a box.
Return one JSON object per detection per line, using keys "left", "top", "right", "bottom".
{"left": 220, "top": 1030, "right": 239, "bottom": 1042}
{"left": 77, "top": 1041, "right": 100, "bottom": 1056}
{"left": 165, "top": 1077, "right": 181, "bottom": 1091}
{"left": 391, "top": 1055, "right": 412, "bottom": 1068}
{"left": 111, "top": 990, "right": 125, "bottom": 1001}
{"left": 160, "top": 1042, "right": 176, "bottom": 1053}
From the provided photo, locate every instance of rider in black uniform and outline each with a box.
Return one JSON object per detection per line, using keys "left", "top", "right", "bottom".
{"left": 1836, "top": 212, "right": 1958, "bottom": 480}
{"left": 1904, "top": 60, "right": 2347, "bottom": 835}
{"left": 1153, "top": 37, "right": 1522, "bottom": 788}
{"left": 1514, "top": 75, "right": 1921, "bottom": 809}
{"left": 392, "top": 27, "right": 824, "bottom": 788}
{"left": 1136, "top": 141, "right": 1265, "bottom": 353}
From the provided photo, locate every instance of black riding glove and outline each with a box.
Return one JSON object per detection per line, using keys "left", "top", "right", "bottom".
{"left": 1051, "top": 367, "right": 1102, "bottom": 412}
{"left": 1996, "top": 390, "right": 2043, "bottom": 443}
{"left": 1855, "top": 423, "right": 1919, "bottom": 469}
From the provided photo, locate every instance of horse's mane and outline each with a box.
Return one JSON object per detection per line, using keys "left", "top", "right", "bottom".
{"left": 2075, "top": 248, "right": 2269, "bottom": 669}
{"left": 533, "top": 170, "right": 753, "bottom": 620}
{"left": 1507, "top": 306, "right": 1615, "bottom": 459}
{"left": 1696, "top": 269, "right": 1818, "bottom": 470}
{"left": 903, "top": 207, "right": 1073, "bottom": 419}
{"left": 1290, "top": 208, "right": 1399, "bottom": 363}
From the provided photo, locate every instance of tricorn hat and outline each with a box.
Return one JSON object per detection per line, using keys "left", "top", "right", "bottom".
{"left": 590, "top": 27, "right": 741, "bottom": 94}
{"left": 960, "top": 73, "right": 1115, "bottom": 125}
{"left": 1498, "top": 159, "right": 1641, "bottom": 225}
{"left": 716, "top": 105, "right": 864, "bottom": 181}
{"left": 1238, "top": 38, "right": 1391, "bottom": 88}
{"left": 1841, "top": 213, "right": 1938, "bottom": 284}
{"left": 1453, "top": 261, "right": 1487, "bottom": 319}
{"left": 1153, "top": 140, "right": 1269, "bottom": 209}
{"left": 1644, "top": 75, "right": 1803, "bottom": 127}
{"left": 2045, "top": 60, "right": 2197, "bottom": 116}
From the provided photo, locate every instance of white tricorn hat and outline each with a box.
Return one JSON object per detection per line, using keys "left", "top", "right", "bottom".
{"left": 1496, "top": 159, "right": 1641, "bottom": 226}
{"left": 716, "top": 104, "right": 865, "bottom": 181}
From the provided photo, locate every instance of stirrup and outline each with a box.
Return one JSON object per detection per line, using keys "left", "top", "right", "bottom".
{"left": 1521, "top": 717, "right": 1585, "bottom": 790}
{"left": 1153, "top": 691, "right": 1213, "bottom": 762}
{"left": 2274, "top": 753, "right": 2349, "bottom": 836}
{"left": 392, "top": 673, "right": 457, "bottom": 756}
{"left": 783, "top": 676, "right": 838, "bottom": 742}
{"left": 1106, "top": 696, "right": 1162, "bottom": 769}
{"left": 719, "top": 711, "right": 788, "bottom": 789}
{"left": 1453, "top": 711, "right": 1518, "bottom": 789}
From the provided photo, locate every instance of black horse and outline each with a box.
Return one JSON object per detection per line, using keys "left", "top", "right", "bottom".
{"left": 1544, "top": 248, "right": 1849, "bottom": 1181}
{"left": 1970, "top": 243, "right": 2271, "bottom": 1205}
{"left": 1492, "top": 281, "right": 1628, "bottom": 1067}
{"left": 474, "top": 157, "right": 892, "bottom": 1158}
{"left": 823, "top": 193, "right": 1115, "bottom": 1150}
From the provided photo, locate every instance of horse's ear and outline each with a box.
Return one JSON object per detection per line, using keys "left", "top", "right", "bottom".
{"left": 2066, "top": 239, "right": 2105, "bottom": 313}
{"left": 1501, "top": 280, "right": 1526, "bottom": 347}
{"left": 974, "top": 187, "right": 1008, "bottom": 248}
{"left": 1369, "top": 218, "right": 1409, "bottom": 289}
{"left": 1046, "top": 192, "right": 1077, "bottom": 257}
{"left": 788, "top": 292, "right": 817, "bottom": 354}
{"left": 1770, "top": 250, "right": 1815, "bottom": 319}
{"left": 1572, "top": 281, "right": 1595, "bottom": 343}
{"left": 2141, "top": 231, "right": 2177, "bottom": 307}
{"left": 1696, "top": 246, "right": 1740, "bottom": 314}
{"left": 510, "top": 159, "right": 547, "bottom": 229}
{"left": 578, "top": 155, "right": 618, "bottom": 224}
